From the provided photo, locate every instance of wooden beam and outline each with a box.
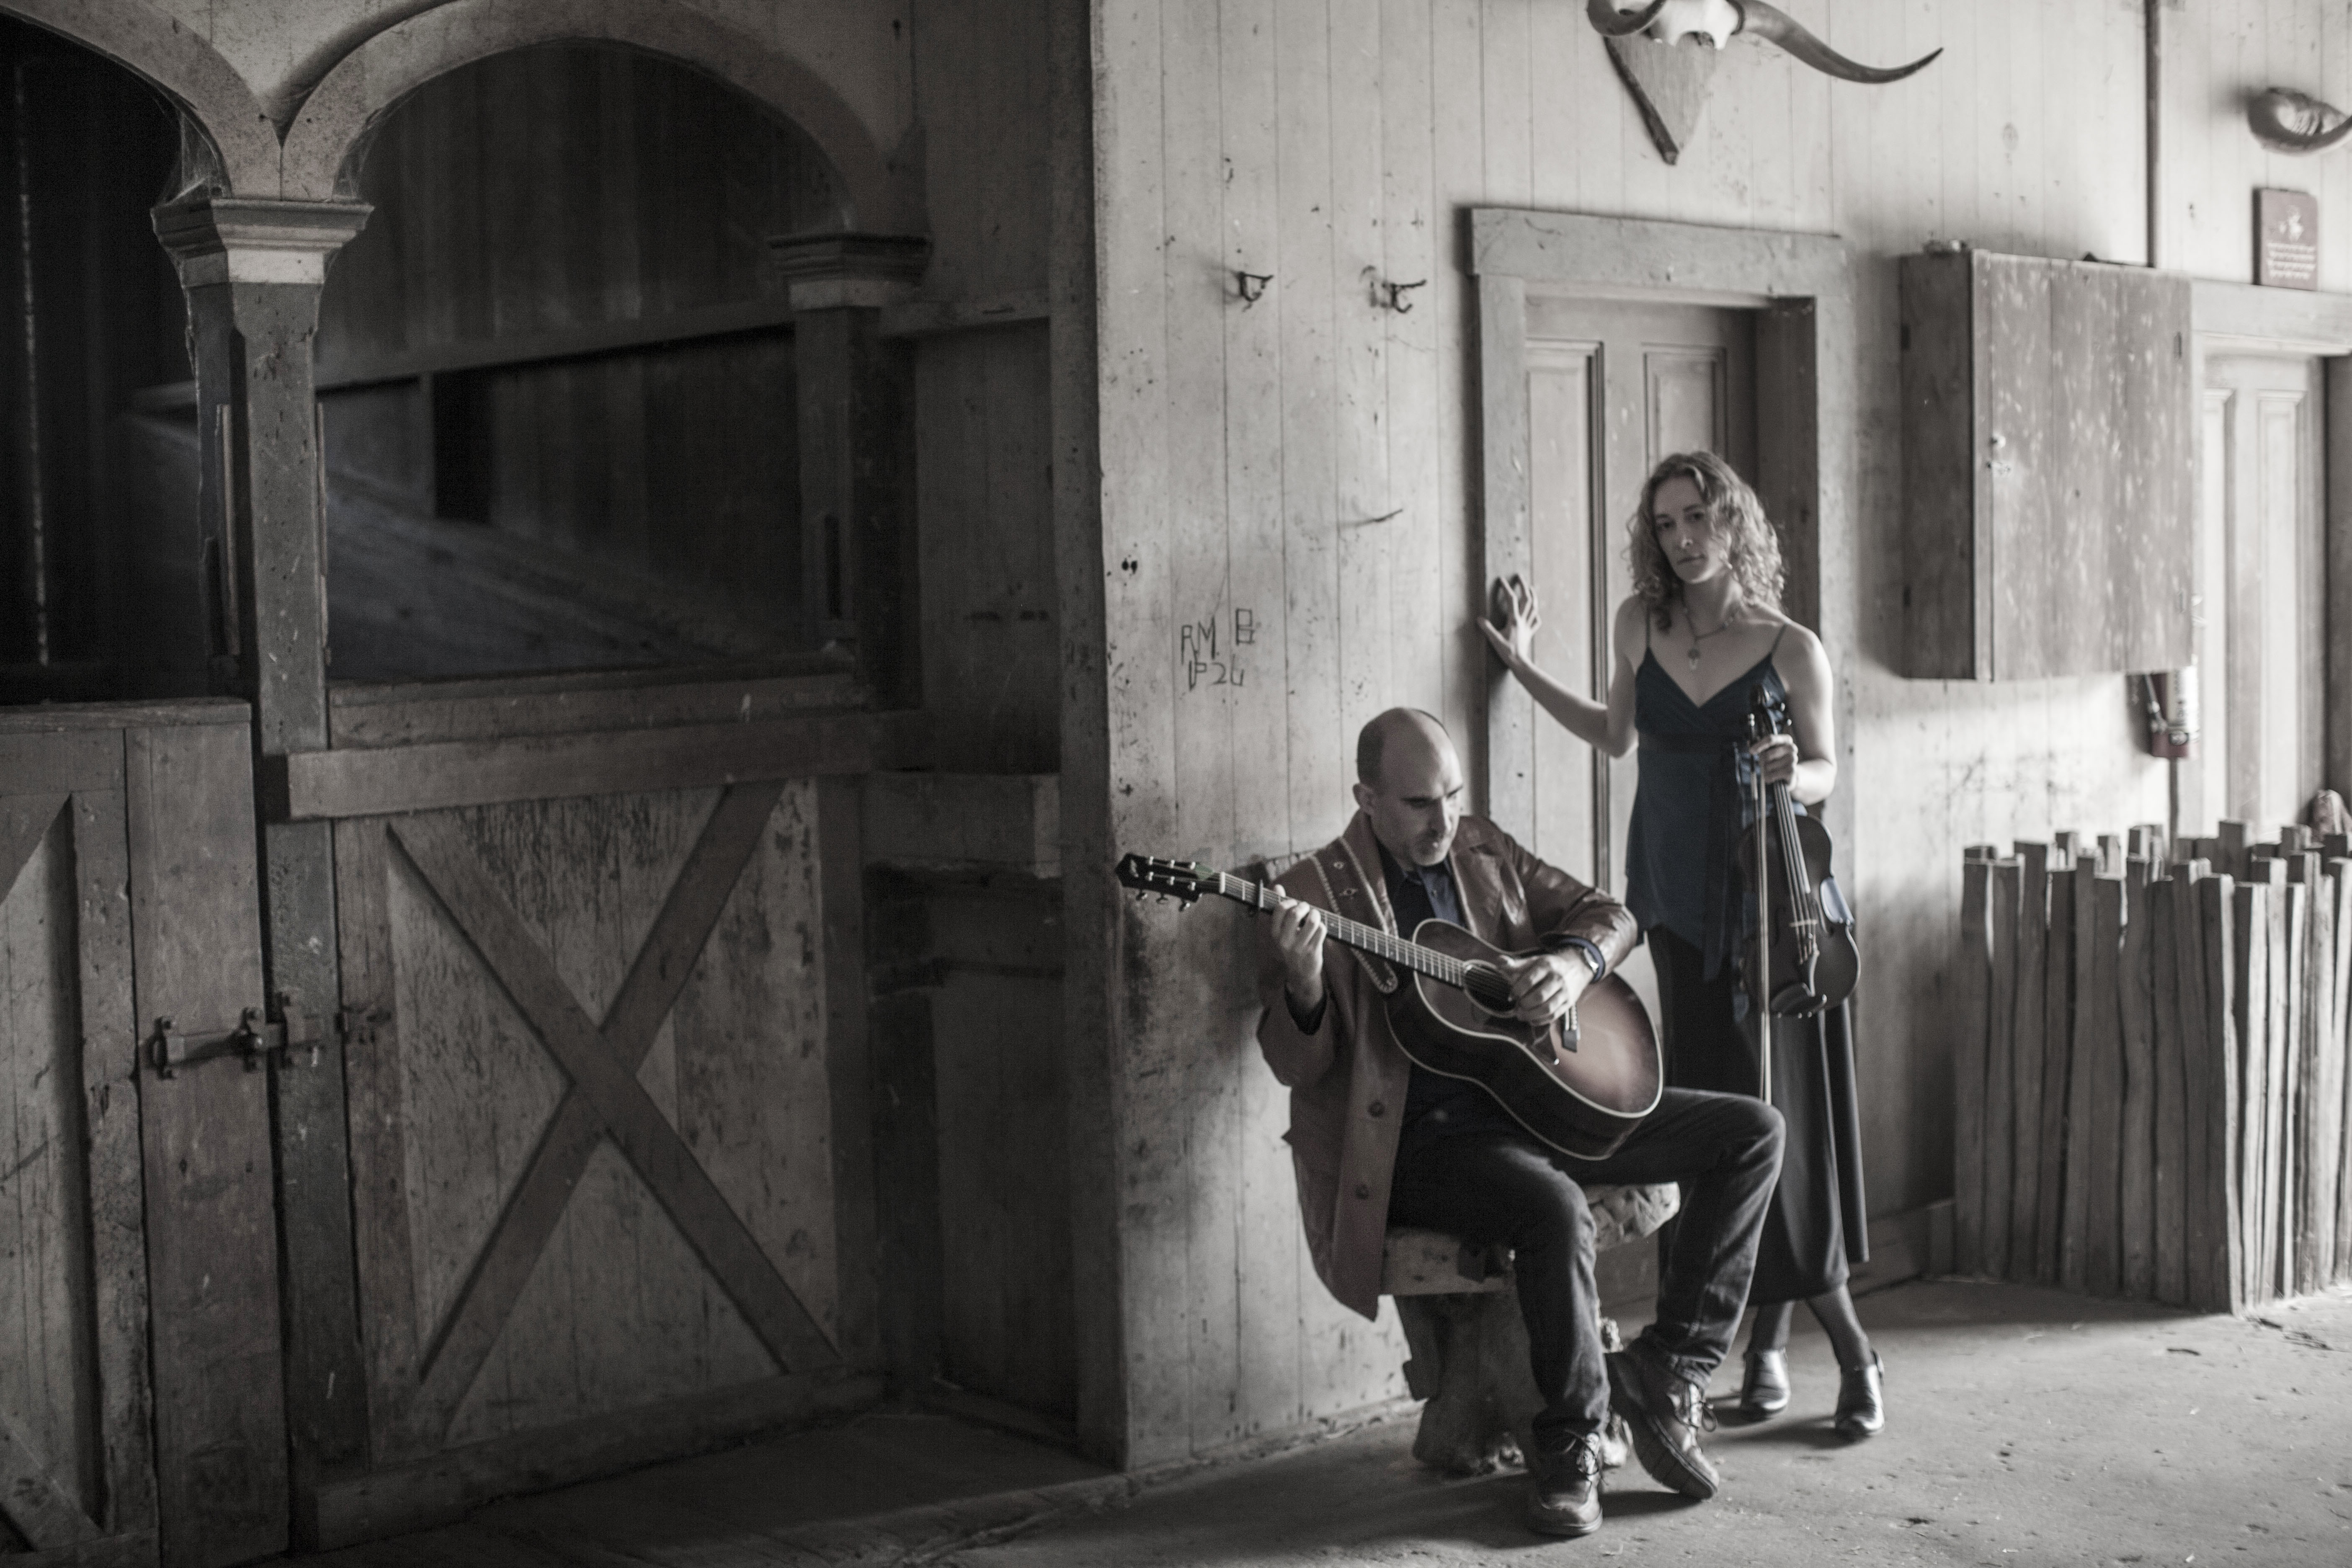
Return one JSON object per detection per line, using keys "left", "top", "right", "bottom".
{"left": 0, "top": 796, "right": 65, "bottom": 908}
{"left": 863, "top": 772, "right": 1060, "bottom": 875}
{"left": 1476, "top": 273, "right": 1532, "bottom": 829}
{"left": 0, "top": 734, "right": 121, "bottom": 799}
{"left": 268, "top": 714, "right": 874, "bottom": 820}
{"left": 10, "top": 1534, "right": 157, "bottom": 1568}
{"left": 818, "top": 778, "right": 882, "bottom": 1374}
{"left": 2196, "top": 874, "right": 2242, "bottom": 1313}
{"left": 68, "top": 789, "right": 160, "bottom": 1542}
{"left": 879, "top": 290, "right": 1053, "bottom": 339}
{"left": 1955, "top": 857, "right": 1992, "bottom": 1275}
{"left": 2084, "top": 874, "right": 2127, "bottom": 1297}
{"left": 1469, "top": 209, "right": 1846, "bottom": 301}
{"left": 2191, "top": 279, "right": 2352, "bottom": 353}
{"left": 314, "top": 296, "right": 800, "bottom": 391}
{"left": 2152, "top": 868, "right": 2189, "bottom": 1305}
{"left": 2009, "top": 842, "right": 2050, "bottom": 1279}
{"left": 2119, "top": 868, "right": 2157, "bottom": 1299}
{"left": 326, "top": 662, "right": 859, "bottom": 749}
{"left": 2035, "top": 857, "right": 2075, "bottom": 1284}
{"left": 1984, "top": 859, "right": 2021, "bottom": 1279}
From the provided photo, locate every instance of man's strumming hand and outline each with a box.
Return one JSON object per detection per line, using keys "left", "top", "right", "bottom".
{"left": 1500, "top": 952, "right": 1589, "bottom": 1026}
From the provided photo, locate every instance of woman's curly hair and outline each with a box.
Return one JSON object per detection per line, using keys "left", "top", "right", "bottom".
{"left": 1627, "top": 450, "right": 1786, "bottom": 632}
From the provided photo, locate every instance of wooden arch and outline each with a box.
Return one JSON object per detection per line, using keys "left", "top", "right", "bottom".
{"left": 279, "top": 0, "right": 913, "bottom": 230}
{"left": 0, "top": 0, "right": 276, "bottom": 196}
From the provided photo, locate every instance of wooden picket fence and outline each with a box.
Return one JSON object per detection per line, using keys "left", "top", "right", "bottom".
{"left": 1955, "top": 822, "right": 2352, "bottom": 1313}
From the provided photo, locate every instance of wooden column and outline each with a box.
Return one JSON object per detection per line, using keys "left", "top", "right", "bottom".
{"left": 770, "top": 232, "right": 930, "bottom": 708}
{"left": 150, "top": 196, "right": 373, "bottom": 1514}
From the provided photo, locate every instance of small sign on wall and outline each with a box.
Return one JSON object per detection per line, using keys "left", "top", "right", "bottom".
{"left": 2257, "top": 188, "right": 2319, "bottom": 289}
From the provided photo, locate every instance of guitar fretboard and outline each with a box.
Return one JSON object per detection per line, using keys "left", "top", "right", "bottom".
{"left": 1210, "top": 870, "right": 1471, "bottom": 989}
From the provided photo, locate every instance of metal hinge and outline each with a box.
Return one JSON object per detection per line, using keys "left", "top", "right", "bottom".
{"left": 147, "top": 991, "right": 325, "bottom": 1078}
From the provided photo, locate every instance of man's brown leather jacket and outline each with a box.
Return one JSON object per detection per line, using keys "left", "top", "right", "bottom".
{"left": 1255, "top": 810, "right": 1640, "bottom": 1318}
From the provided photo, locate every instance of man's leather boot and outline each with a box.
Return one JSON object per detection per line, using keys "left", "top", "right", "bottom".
{"left": 1605, "top": 1341, "right": 1721, "bottom": 1500}
{"left": 1834, "top": 1351, "right": 1885, "bottom": 1439}
{"left": 1525, "top": 1431, "right": 1606, "bottom": 1537}
{"left": 1737, "top": 1346, "right": 1790, "bottom": 1416}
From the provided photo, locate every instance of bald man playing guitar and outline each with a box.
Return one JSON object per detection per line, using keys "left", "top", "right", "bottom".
{"left": 1257, "top": 708, "right": 1784, "bottom": 1538}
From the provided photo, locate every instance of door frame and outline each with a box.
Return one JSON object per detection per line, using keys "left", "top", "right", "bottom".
{"left": 2187, "top": 280, "right": 2352, "bottom": 825}
{"left": 1470, "top": 209, "right": 1856, "bottom": 870}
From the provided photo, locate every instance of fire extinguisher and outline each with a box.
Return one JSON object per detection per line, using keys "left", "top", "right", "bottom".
{"left": 2139, "top": 671, "right": 2195, "bottom": 760}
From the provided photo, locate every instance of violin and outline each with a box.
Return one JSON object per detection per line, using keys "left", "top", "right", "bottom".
{"left": 1736, "top": 682, "right": 1858, "bottom": 1021}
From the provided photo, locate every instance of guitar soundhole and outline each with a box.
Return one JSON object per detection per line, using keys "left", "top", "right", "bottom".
{"left": 1461, "top": 962, "right": 1516, "bottom": 1016}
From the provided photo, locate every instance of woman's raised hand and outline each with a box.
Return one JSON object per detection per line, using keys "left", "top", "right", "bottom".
{"left": 1480, "top": 575, "right": 1542, "bottom": 668}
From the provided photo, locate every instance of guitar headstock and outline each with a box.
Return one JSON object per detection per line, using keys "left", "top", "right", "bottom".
{"left": 1115, "top": 854, "right": 1210, "bottom": 906}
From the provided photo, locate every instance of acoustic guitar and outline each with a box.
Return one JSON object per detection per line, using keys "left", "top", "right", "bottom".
{"left": 1116, "top": 853, "right": 1662, "bottom": 1160}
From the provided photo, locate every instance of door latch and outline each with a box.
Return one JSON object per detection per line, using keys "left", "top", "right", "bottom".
{"left": 147, "top": 992, "right": 326, "bottom": 1078}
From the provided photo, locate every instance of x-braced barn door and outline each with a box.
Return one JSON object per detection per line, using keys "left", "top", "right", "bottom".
{"left": 306, "top": 702, "right": 875, "bottom": 1542}
{"left": 0, "top": 701, "right": 289, "bottom": 1568}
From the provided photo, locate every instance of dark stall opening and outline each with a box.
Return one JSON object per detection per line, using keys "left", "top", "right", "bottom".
{"left": 0, "top": 18, "right": 188, "bottom": 707}
{"left": 314, "top": 41, "right": 847, "bottom": 685}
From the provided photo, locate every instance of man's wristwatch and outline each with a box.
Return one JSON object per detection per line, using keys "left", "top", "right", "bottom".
{"left": 1562, "top": 938, "right": 1606, "bottom": 983}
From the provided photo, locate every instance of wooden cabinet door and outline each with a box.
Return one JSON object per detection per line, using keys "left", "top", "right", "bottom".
{"left": 0, "top": 702, "right": 288, "bottom": 1568}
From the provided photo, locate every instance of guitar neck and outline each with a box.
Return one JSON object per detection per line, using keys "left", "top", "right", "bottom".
{"left": 1209, "top": 870, "right": 1469, "bottom": 990}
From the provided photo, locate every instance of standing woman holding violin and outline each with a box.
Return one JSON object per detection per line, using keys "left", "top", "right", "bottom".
{"left": 1481, "top": 451, "right": 1883, "bottom": 1438}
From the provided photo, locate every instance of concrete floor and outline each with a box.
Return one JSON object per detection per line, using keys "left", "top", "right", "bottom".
{"left": 315, "top": 1279, "right": 2352, "bottom": 1567}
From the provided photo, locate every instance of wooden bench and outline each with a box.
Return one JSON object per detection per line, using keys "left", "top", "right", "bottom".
{"left": 1384, "top": 1183, "right": 1681, "bottom": 1474}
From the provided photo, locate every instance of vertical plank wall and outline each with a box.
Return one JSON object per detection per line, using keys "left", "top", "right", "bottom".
{"left": 1080, "top": 0, "right": 2234, "bottom": 1465}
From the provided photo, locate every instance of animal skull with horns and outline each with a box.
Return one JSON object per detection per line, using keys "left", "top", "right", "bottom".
{"left": 1588, "top": 0, "right": 1940, "bottom": 84}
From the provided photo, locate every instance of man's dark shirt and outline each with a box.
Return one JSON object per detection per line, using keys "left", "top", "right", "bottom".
{"left": 1380, "top": 843, "right": 1524, "bottom": 1155}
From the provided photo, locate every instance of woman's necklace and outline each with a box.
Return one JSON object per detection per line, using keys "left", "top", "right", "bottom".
{"left": 1684, "top": 603, "right": 1739, "bottom": 669}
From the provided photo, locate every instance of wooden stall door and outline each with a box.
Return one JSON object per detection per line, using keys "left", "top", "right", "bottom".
{"left": 2200, "top": 354, "right": 2326, "bottom": 834}
{"left": 310, "top": 690, "right": 874, "bottom": 1542}
{"left": 1519, "top": 297, "right": 1758, "bottom": 892}
{"left": 0, "top": 702, "right": 289, "bottom": 1568}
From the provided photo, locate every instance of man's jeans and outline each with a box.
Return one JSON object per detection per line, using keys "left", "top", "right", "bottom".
{"left": 1386, "top": 1088, "right": 1785, "bottom": 1447}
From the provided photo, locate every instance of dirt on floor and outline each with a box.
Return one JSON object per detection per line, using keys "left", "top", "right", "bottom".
{"left": 309, "top": 1279, "right": 2352, "bottom": 1567}
{"left": 946, "top": 1279, "right": 2352, "bottom": 1568}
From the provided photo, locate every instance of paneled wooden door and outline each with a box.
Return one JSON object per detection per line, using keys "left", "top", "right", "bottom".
{"left": 305, "top": 684, "right": 877, "bottom": 1543}
{"left": 2198, "top": 353, "right": 2326, "bottom": 833}
{"left": 0, "top": 701, "right": 289, "bottom": 1568}
{"left": 1519, "top": 297, "right": 1758, "bottom": 893}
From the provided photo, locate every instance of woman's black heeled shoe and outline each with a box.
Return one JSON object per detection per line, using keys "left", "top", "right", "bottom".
{"left": 1833, "top": 1351, "right": 1885, "bottom": 1439}
{"left": 1737, "top": 1347, "right": 1790, "bottom": 1416}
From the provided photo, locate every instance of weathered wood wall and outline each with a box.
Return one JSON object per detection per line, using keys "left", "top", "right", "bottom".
{"left": 1080, "top": 0, "right": 2198, "bottom": 1466}
{"left": 2159, "top": 4, "right": 2352, "bottom": 289}
{"left": 913, "top": 323, "right": 1058, "bottom": 774}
